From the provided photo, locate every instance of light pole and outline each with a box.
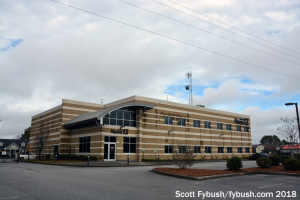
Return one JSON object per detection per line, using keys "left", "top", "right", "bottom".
{"left": 285, "top": 102, "right": 300, "bottom": 138}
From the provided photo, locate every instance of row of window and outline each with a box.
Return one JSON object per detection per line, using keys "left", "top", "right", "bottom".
{"left": 165, "top": 117, "right": 249, "bottom": 132}
{"left": 164, "top": 145, "right": 250, "bottom": 154}
{"left": 80, "top": 136, "right": 250, "bottom": 154}
{"left": 0, "top": 142, "right": 26, "bottom": 147}
{"left": 103, "top": 108, "right": 137, "bottom": 127}
{"left": 80, "top": 136, "right": 137, "bottom": 154}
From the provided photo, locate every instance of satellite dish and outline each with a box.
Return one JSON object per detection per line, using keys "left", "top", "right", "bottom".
{"left": 185, "top": 85, "right": 189, "bottom": 90}
{"left": 256, "top": 145, "right": 264, "bottom": 153}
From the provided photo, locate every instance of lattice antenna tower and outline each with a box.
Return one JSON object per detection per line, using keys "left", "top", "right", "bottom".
{"left": 185, "top": 71, "right": 193, "bottom": 105}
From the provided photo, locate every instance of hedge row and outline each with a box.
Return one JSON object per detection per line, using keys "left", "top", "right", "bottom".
{"left": 46, "top": 154, "right": 98, "bottom": 161}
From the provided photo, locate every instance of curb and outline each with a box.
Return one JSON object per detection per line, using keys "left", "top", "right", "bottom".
{"left": 151, "top": 169, "right": 255, "bottom": 181}
{"left": 151, "top": 169, "right": 300, "bottom": 181}
{"left": 258, "top": 171, "right": 300, "bottom": 177}
{"left": 15, "top": 160, "right": 171, "bottom": 167}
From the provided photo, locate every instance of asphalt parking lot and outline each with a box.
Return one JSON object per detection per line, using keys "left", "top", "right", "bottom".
{"left": 0, "top": 159, "right": 299, "bottom": 200}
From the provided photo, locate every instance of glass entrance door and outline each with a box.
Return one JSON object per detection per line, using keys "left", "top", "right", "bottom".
{"left": 104, "top": 143, "right": 116, "bottom": 161}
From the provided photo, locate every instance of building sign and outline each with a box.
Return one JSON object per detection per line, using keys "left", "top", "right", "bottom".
{"left": 110, "top": 129, "right": 130, "bottom": 135}
{"left": 282, "top": 145, "right": 300, "bottom": 149}
{"left": 234, "top": 118, "right": 249, "bottom": 125}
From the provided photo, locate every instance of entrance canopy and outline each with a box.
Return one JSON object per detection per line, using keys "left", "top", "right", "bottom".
{"left": 63, "top": 102, "right": 154, "bottom": 129}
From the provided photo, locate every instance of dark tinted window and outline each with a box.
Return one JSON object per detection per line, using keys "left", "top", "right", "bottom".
{"left": 110, "top": 136, "right": 116, "bottom": 143}
{"left": 193, "top": 120, "right": 200, "bottom": 128}
{"left": 106, "top": 108, "right": 136, "bottom": 127}
{"left": 194, "top": 146, "right": 201, "bottom": 153}
{"left": 123, "top": 137, "right": 136, "bottom": 153}
{"left": 124, "top": 137, "right": 129, "bottom": 143}
{"left": 79, "top": 136, "right": 90, "bottom": 153}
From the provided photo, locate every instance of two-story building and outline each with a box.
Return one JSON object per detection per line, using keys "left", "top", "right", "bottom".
{"left": 29, "top": 95, "right": 252, "bottom": 161}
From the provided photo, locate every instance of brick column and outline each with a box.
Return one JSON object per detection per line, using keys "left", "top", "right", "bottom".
{"left": 137, "top": 109, "right": 143, "bottom": 162}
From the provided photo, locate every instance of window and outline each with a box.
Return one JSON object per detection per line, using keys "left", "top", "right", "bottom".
{"left": 218, "top": 147, "right": 223, "bottom": 153}
{"left": 238, "top": 147, "right": 242, "bottom": 153}
{"left": 104, "top": 108, "right": 136, "bottom": 127}
{"left": 193, "top": 120, "right": 200, "bottom": 128}
{"left": 21, "top": 142, "right": 25, "bottom": 147}
{"left": 123, "top": 137, "right": 136, "bottom": 153}
{"left": 244, "top": 126, "right": 249, "bottom": 132}
{"left": 227, "top": 147, "right": 232, "bottom": 153}
{"left": 178, "top": 145, "right": 186, "bottom": 153}
{"left": 245, "top": 147, "right": 250, "bottom": 153}
{"left": 79, "top": 137, "right": 90, "bottom": 153}
{"left": 226, "top": 124, "right": 231, "bottom": 131}
{"left": 54, "top": 145, "right": 58, "bottom": 156}
{"left": 205, "top": 146, "right": 211, "bottom": 153}
{"left": 104, "top": 136, "right": 116, "bottom": 143}
{"left": 165, "top": 145, "right": 173, "bottom": 154}
{"left": 236, "top": 125, "right": 241, "bottom": 132}
{"left": 0, "top": 142, "right": 3, "bottom": 146}
{"left": 164, "top": 116, "right": 173, "bottom": 125}
{"left": 178, "top": 118, "right": 186, "bottom": 126}
{"left": 217, "top": 123, "right": 222, "bottom": 130}
{"left": 204, "top": 121, "right": 211, "bottom": 129}
{"left": 194, "top": 146, "right": 201, "bottom": 154}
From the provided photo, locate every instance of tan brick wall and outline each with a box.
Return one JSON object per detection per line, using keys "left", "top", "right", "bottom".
{"left": 29, "top": 96, "right": 252, "bottom": 161}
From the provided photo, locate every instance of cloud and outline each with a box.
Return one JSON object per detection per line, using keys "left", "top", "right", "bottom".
{"left": 0, "top": 0, "right": 299, "bottom": 141}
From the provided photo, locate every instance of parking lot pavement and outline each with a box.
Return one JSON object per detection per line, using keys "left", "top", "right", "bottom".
{"left": 0, "top": 161, "right": 299, "bottom": 200}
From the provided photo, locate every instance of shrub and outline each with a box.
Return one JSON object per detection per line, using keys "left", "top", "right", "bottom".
{"left": 58, "top": 154, "right": 67, "bottom": 160}
{"left": 256, "top": 157, "right": 272, "bottom": 168}
{"left": 269, "top": 155, "right": 280, "bottom": 166}
{"left": 172, "top": 145, "right": 196, "bottom": 169}
{"left": 276, "top": 150, "right": 281, "bottom": 156}
{"left": 283, "top": 158, "right": 300, "bottom": 171}
{"left": 281, "top": 155, "right": 290, "bottom": 164}
{"left": 78, "top": 155, "right": 88, "bottom": 161}
{"left": 70, "top": 155, "right": 79, "bottom": 160}
{"left": 295, "top": 154, "right": 300, "bottom": 161}
{"left": 45, "top": 154, "right": 51, "bottom": 160}
{"left": 226, "top": 156, "right": 243, "bottom": 171}
{"left": 89, "top": 156, "right": 98, "bottom": 161}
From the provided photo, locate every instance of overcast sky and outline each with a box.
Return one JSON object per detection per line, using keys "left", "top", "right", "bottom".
{"left": 1, "top": 0, "right": 299, "bottom": 143}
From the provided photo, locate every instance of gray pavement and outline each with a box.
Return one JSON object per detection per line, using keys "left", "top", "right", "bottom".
{"left": 1, "top": 159, "right": 299, "bottom": 200}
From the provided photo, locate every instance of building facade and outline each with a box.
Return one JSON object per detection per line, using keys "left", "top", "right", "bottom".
{"left": 0, "top": 139, "right": 29, "bottom": 156}
{"left": 29, "top": 95, "right": 252, "bottom": 161}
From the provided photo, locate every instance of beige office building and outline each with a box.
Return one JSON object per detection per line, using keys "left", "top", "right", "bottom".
{"left": 29, "top": 95, "right": 252, "bottom": 161}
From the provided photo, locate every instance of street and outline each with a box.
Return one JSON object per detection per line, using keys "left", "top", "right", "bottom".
{"left": 0, "top": 160, "right": 299, "bottom": 200}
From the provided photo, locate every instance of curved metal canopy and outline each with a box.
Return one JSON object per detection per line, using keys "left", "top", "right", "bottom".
{"left": 63, "top": 102, "right": 154, "bottom": 128}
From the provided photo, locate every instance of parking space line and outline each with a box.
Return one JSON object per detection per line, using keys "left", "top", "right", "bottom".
{"left": 258, "top": 180, "right": 297, "bottom": 189}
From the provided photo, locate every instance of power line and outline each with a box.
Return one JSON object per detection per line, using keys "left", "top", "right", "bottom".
{"left": 165, "top": 0, "right": 300, "bottom": 56}
{"left": 119, "top": 0, "right": 300, "bottom": 66}
{"left": 150, "top": 0, "right": 300, "bottom": 60}
{"left": 50, "top": 0, "right": 300, "bottom": 81}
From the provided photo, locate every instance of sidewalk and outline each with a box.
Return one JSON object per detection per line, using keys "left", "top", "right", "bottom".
{"left": 16, "top": 160, "right": 172, "bottom": 167}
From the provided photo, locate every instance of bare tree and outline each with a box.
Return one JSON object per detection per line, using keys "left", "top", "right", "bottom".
{"left": 172, "top": 145, "right": 196, "bottom": 169}
{"left": 277, "top": 117, "right": 299, "bottom": 158}
{"left": 13, "top": 134, "right": 22, "bottom": 140}
{"left": 34, "top": 123, "right": 50, "bottom": 161}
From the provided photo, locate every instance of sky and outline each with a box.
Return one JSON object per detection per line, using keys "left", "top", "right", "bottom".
{"left": 0, "top": 0, "right": 299, "bottom": 143}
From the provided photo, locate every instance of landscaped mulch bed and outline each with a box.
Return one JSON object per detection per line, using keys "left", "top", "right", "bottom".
{"left": 154, "top": 166, "right": 300, "bottom": 177}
